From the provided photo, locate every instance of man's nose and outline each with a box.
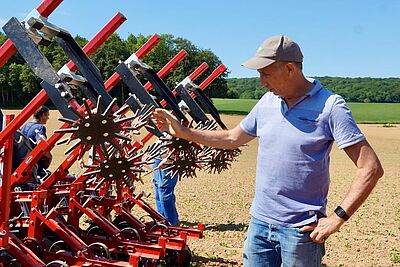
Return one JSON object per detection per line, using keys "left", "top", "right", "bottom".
{"left": 260, "top": 79, "right": 269, "bottom": 88}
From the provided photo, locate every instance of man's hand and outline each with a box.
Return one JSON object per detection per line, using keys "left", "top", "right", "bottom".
{"left": 152, "top": 108, "right": 186, "bottom": 137}
{"left": 299, "top": 214, "right": 345, "bottom": 243}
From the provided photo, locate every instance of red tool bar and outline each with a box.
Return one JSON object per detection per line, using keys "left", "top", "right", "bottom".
{"left": 8, "top": 234, "right": 46, "bottom": 266}
{"left": 37, "top": 0, "right": 63, "bottom": 17}
{"left": 0, "top": 0, "right": 63, "bottom": 68}
{"left": 136, "top": 34, "right": 161, "bottom": 60}
{"left": 66, "top": 12, "right": 127, "bottom": 72}
{"left": 199, "top": 63, "right": 227, "bottom": 90}
{"left": 0, "top": 115, "right": 14, "bottom": 247}
{"left": 0, "top": 14, "right": 127, "bottom": 145}
{"left": 188, "top": 62, "right": 208, "bottom": 81}
{"left": 159, "top": 62, "right": 208, "bottom": 107}
{"left": 143, "top": 49, "right": 188, "bottom": 91}
{"left": 104, "top": 34, "right": 161, "bottom": 91}
{"left": 188, "top": 63, "right": 227, "bottom": 98}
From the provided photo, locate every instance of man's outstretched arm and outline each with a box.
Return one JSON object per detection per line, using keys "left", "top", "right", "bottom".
{"left": 152, "top": 108, "right": 255, "bottom": 149}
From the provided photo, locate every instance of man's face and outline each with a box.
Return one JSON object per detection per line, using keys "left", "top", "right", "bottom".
{"left": 258, "top": 62, "right": 288, "bottom": 97}
{"left": 41, "top": 112, "right": 50, "bottom": 125}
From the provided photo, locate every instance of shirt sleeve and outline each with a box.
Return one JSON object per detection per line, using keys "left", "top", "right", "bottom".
{"left": 239, "top": 97, "right": 263, "bottom": 137}
{"left": 34, "top": 125, "right": 47, "bottom": 141}
{"left": 328, "top": 96, "right": 365, "bottom": 149}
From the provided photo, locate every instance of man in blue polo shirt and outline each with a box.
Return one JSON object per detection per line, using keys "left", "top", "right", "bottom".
{"left": 152, "top": 35, "right": 383, "bottom": 267}
{"left": 20, "top": 106, "right": 52, "bottom": 180}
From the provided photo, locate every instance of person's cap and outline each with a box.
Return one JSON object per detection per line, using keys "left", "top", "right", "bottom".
{"left": 242, "top": 35, "right": 303, "bottom": 70}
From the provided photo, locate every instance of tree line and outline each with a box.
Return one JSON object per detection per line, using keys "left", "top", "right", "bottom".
{"left": 227, "top": 77, "right": 400, "bottom": 102}
{"left": 1, "top": 29, "right": 399, "bottom": 107}
{"left": 0, "top": 32, "right": 228, "bottom": 108}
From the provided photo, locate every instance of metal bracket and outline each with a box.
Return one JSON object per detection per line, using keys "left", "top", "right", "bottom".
{"left": 142, "top": 68, "right": 188, "bottom": 123}
{"left": 116, "top": 63, "right": 159, "bottom": 108}
{"left": 2, "top": 17, "right": 62, "bottom": 86}
{"left": 56, "top": 34, "right": 114, "bottom": 108}
{"left": 26, "top": 16, "right": 70, "bottom": 38}
{"left": 175, "top": 84, "right": 210, "bottom": 123}
{"left": 41, "top": 81, "right": 78, "bottom": 120}
{"left": 193, "top": 87, "right": 227, "bottom": 130}
{"left": 116, "top": 62, "right": 164, "bottom": 137}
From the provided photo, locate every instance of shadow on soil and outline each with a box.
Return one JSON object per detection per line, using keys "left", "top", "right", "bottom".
{"left": 191, "top": 255, "right": 238, "bottom": 266}
{"left": 180, "top": 221, "right": 247, "bottom": 232}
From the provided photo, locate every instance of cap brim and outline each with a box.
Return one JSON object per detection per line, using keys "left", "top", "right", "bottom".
{"left": 241, "top": 57, "right": 275, "bottom": 70}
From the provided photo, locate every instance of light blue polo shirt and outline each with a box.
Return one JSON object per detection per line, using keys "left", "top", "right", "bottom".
{"left": 240, "top": 79, "right": 365, "bottom": 227}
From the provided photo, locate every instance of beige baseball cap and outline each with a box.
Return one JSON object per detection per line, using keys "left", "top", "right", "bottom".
{"left": 242, "top": 34, "right": 303, "bottom": 70}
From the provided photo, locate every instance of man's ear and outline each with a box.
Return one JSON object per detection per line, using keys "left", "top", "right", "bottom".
{"left": 285, "top": 62, "right": 296, "bottom": 75}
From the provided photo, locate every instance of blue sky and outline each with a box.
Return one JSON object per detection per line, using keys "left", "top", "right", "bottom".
{"left": 1, "top": 0, "right": 400, "bottom": 78}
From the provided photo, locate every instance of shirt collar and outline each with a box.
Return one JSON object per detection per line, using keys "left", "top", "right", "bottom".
{"left": 305, "top": 77, "right": 323, "bottom": 97}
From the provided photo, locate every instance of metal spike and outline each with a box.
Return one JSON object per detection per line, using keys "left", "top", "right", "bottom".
{"left": 56, "top": 138, "right": 70, "bottom": 145}
{"left": 64, "top": 139, "right": 82, "bottom": 155}
{"left": 114, "top": 115, "right": 138, "bottom": 124}
{"left": 83, "top": 163, "right": 99, "bottom": 169}
{"left": 114, "top": 132, "right": 132, "bottom": 142}
{"left": 109, "top": 138, "right": 124, "bottom": 154}
{"left": 58, "top": 116, "right": 78, "bottom": 125}
{"left": 83, "top": 98, "right": 92, "bottom": 115}
{"left": 127, "top": 152, "right": 144, "bottom": 162}
{"left": 68, "top": 105, "right": 85, "bottom": 120}
{"left": 96, "top": 95, "right": 103, "bottom": 115}
{"left": 114, "top": 104, "right": 130, "bottom": 116}
{"left": 82, "top": 169, "right": 102, "bottom": 177}
{"left": 100, "top": 143, "right": 109, "bottom": 160}
{"left": 102, "top": 98, "right": 117, "bottom": 117}
{"left": 54, "top": 127, "right": 79, "bottom": 134}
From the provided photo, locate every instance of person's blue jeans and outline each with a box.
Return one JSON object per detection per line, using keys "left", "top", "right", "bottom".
{"left": 153, "top": 168, "right": 179, "bottom": 226}
{"left": 243, "top": 216, "right": 325, "bottom": 267}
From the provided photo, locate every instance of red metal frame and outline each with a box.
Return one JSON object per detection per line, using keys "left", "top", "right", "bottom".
{"left": 0, "top": 115, "right": 14, "bottom": 247}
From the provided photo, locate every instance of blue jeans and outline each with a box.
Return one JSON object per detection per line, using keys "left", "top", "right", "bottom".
{"left": 153, "top": 168, "right": 179, "bottom": 226}
{"left": 243, "top": 216, "right": 325, "bottom": 267}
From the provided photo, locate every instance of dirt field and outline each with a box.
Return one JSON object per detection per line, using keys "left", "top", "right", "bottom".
{"left": 5, "top": 110, "right": 399, "bottom": 266}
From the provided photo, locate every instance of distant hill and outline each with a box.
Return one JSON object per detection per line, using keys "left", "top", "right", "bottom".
{"left": 227, "top": 77, "right": 400, "bottom": 103}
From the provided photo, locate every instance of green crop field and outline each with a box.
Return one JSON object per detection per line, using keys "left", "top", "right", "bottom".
{"left": 212, "top": 98, "right": 400, "bottom": 124}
